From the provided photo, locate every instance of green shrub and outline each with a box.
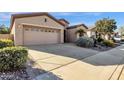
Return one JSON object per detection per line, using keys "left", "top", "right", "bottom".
{"left": 0, "top": 39, "right": 14, "bottom": 49}
{"left": 0, "top": 47, "right": 28, "bottom": 71}
{"left": 75, "top": 36, "right": 94, "bottom": 48}
{"left": 103, "top": 40, "right": 115, "bottom": 47}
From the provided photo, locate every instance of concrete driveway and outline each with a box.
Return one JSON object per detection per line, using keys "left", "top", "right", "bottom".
{"left": 26, "top": 44, "right": 124, "bottom": 80}
{"left": 28, "top": 43, "right": 99, "bottom": 60}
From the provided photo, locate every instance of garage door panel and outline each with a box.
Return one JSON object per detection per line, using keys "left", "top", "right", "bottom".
{"left": 24, "top": 28, "right": 60, "bottom": 45}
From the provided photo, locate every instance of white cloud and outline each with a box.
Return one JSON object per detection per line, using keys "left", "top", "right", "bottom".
{"left": 57, "top": 12, "right": 73, "bottom": 16}
{"left": 70, "top": 21, "right": 95, "bottom": 27}
{"left": 50, "top": 12, "right": 73, "bottom": 16}
{"left": 70, "top": 22, "right": 83, "bottom": 26}
{"left": 83, "top": 12, "right": 103, "bottom": 16}
{"left": 51, "top": 12, "right": 103, "bottom": 17}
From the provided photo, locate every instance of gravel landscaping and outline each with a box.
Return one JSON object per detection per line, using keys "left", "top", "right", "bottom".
{"left": 0, "top": 68, "right": 30, "bottom": 80}
{"left": 0, "top": 60, "right": 46, "bottom": 80}
{"left": 91, "top": 43, "right": 121, "bottom": 52}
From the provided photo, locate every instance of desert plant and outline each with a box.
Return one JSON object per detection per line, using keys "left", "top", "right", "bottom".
{"left": 75, "top": 29, "right": 86, "bottom": 37}
{"left": 75, "top": 36, "right": 94, "bottom": 47}
{"left": 90, "top": 35, "right": 97, "bottom": 47}
{"left": 103, "top": 40, "right": 115, "bottom": 47}
{"left": 0, "top": 39, "right": 14, "bottom": 49}
{"left": 0, "top": 47, "right": 28, "bottom": 71}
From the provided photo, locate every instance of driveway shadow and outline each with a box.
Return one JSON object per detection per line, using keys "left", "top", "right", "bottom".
{"left": 26, "top": 44, "right": 99, "bottom": 60}
{"left": 26, "top": 44, "right": 124, "bottom": 66}
{"left": 82, "top": 47, "right": 124, "bottom": 66}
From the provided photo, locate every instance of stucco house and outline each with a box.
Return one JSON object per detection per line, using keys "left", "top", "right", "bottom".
{"left": 87, "top": 26, "right": 96, "bottom": 37}
{"left": 66, "top": 24, "right": 88, "bottom": 42}
{"left": 10, "top": 12, "right": 94, "bottom": 45}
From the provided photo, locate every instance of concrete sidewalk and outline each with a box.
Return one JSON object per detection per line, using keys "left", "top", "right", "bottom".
{"left": 34, "top": 45, "right": 124, "bottom": 80}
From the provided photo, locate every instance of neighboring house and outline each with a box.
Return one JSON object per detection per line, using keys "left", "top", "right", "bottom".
{"left": 10, "top": 12, "right": 94, "bottom": 45}
{"left": 66, "top": 24, "right": 88, "bottom": 42}
{"left": 87, "top": 26, "right": 96, "bottom": 37}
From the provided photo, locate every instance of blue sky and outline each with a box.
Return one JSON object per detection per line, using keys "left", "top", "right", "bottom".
{"left": 1, "top": 12, "right": 124, "bottom": 29}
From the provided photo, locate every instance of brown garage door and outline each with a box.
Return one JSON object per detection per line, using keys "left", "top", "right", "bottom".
{"left": 23, "top": 27, "right": 60, "bottom": 45}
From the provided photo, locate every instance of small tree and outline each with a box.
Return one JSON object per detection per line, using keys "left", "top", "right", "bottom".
{"left": 0, "top": 24, "right": 10, "bottom": 34}
{"left": 95, "top": 18, "right": 117, "bottom": 40}
{"left": 75, "top": 29, "right": 86, "bottom": 37}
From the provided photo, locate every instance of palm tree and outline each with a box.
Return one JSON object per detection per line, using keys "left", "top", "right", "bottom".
{"left": 75, "top": 29, "right": 86, "bottom": 37}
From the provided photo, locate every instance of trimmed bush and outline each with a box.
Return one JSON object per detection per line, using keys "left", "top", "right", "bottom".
{"left": 75, "top": 36, "right": 94, "bottom": 48}
{"left": 0, "top": 47, "right": 28, "bottom": 71}
{"left": 103, "top": 40, "right": 115, "bottom": 47}
{"left": 0, "top": 39, "right": 13, "bottom": 49}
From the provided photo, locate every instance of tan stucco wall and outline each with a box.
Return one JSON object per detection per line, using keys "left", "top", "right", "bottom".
{"left": 86, "top": 31, "right": 91, "bottom": 37}
{"left": 60, "top": 29, "right": 64, "bottom": 43}
{"left": 66, "top": 26, "right": 88, "bottom": 42}
{"left": 12, "top": 15, "right": 64, "bottom": 45}
{"left": 101, "top": 34, "right": 109, "bottom": 40}
{"left": 10, "top": 22, "right": 17, "bottom": 44}
{"left": 86, "top": 30, "right": 96, "bottom": 37}
{"left": 11, "top": 22, "right": 15, "bottom": 34}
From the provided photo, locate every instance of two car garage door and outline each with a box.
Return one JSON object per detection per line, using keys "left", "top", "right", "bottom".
{"left": 23, "top": 27, "right": 60, "bottom": 45}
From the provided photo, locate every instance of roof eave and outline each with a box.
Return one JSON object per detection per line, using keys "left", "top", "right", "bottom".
{"left": 10, "top": 12, "right": 65, "bottom": 31}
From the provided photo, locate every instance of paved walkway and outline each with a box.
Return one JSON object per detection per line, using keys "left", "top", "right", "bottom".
{"left": 27, "top": 44, "right": 124, "bottom": 80}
